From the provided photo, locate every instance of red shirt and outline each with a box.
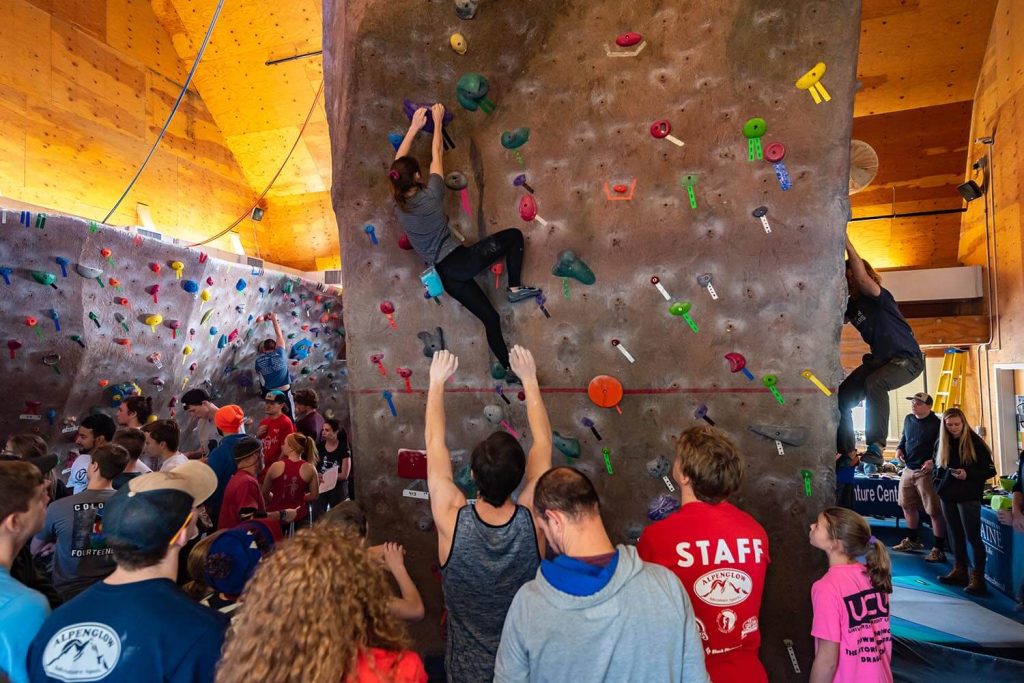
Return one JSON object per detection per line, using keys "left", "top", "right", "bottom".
{"left": 259, "top": 414, "right": 295, "bottom": 469}
{"left": 217, "top": 470, "right": 265, "bottom": 530}
{"left": 638, "top": 501, "right": 770, "bottom": 683}
{"left": 267, "top": 458, "right": 311, "bottom": 518}
{"left": 348, "top": 648, "right": 427, "bottom": 683}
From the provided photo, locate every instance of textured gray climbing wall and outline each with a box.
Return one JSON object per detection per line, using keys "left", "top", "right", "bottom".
{"left": 325, "top": 0, "right": 860, "bottom": 675}
{"left": 0, "top": 209, "right": 347, "bottom": 462}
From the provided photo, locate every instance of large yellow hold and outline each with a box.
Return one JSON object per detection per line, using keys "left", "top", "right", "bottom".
{"left": 145, "top": 314, "right": 163, "bottom": 333}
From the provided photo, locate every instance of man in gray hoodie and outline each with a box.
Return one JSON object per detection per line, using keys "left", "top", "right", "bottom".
{"left": 494, "top": 467, "right": 709, "bottom": 682}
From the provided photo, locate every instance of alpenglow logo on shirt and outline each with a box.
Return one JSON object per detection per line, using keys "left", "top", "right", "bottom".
{"left": 42, "top": 622, "right": 121, "bottom": 682}
{"left": 693, "top": 569, "right": 752, "bottom": 606}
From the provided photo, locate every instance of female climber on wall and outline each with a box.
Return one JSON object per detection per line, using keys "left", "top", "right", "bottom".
{"left": 837, "top": 233, "right": 924, "bottom": 473}
{"left": 390, "top": 103, "right": 540, "bottom": 384}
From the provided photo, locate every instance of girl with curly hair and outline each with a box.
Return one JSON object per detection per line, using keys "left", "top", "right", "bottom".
{"left": 216, "top": 525, "right": 426, "bottom": 683}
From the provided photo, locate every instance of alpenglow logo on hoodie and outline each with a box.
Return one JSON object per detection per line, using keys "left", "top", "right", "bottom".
{"left": 42, "top": 622, "right": 121, "bottom": 682}
{"left": 693, "top": 569, "right": 752, "bottom": 606}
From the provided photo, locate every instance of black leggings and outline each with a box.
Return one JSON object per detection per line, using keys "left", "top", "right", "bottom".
{"left": 436, "top": 228, "right": 524, "bottom": 368}
{"left": 940, "top": 498, "right": 985, "bottom": 572}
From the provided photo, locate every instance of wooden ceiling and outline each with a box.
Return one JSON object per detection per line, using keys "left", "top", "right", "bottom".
{"left": 142, "top": 0, "right": 998, "bottom": 270}
{"left": 149, "top": 0, "right": 333, "bottom": 269}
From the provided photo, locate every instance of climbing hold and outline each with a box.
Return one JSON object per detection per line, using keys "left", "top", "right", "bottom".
{"left": 149, "top": 262, "right": 161, "bottom": 274}
{"left": 180, "top": 346, "right": 193, "bottom": 365}
{"left": 42, "top": 353, "right": 61, "bottom": 374}
{"left": 606, "top": 32, "right": 647, "bottom": 57}
{"left": 551, "top": 250, "right": 596, "bottom": 285}
{"left": 742, "top": 117, "right": 767, "bottom": 160}
{"left": 490, "top": 363, "right": 507, "bottom": 380}
{"left": 170, "top": 261, "right": 184, "bottom": 279}
{"left": 695, "top": 403, "right": 716, "bottom": 427}
{"left": 100, "top": 248, "right": 115, "bottom": 267}
{"left": 602, "top": 447, "right": 614, "bottom": 475}
{"left": 513, "top": 174, "right": 534, "bottom": 194}
{"left": 679, "top": 174, "right": 699, "bottom": 209}
{"left": 668, "top": 301, "right": 699, "bottom": 333}
{"left": 397, "top": 367, "right": 413, "bottom": 393}
{"left": 182, "top": 280, "right": 200, "bottom": 298}
{"left": 456, "top": 73, "right": 495, "bottom": 114}
{"left": 800, "top": 469, "right": 814, "bottom": 497}
{"left": 801, "top": 369, "right": 832, "bottom": 396}
{"left": 454, "top": 0, "right": 481, "bottom": 20}
{"left": 371, "top": 353, "right": 387, "bottom": 376}
{"left": 145, "top": 314, "right": 163, "bottom": 334}
{"left": 450, "top": 32, "right": 468, "bottom": 54}
{"left": 650, "top": 119, "right": 684, "bottom": 147}
{"left": 0, "top": 267, "right": 12, "bottom": 286}
{"left": 417, "top": 328, "right": 446, "bottom": 357}
{"left": 588, "top": 375, "right": 624, "bottom": 415}
{"left": 200, "top": 309, "right": 215, "bottom": 327}
{"left": 549, "top": 432, "right": 580, "bottom": 461}
{"left": 762, "top": 374, "right": 785, "bottom": 404}
{"left": 490, "top": 263, "right": 504, "bottom": 289}
{"left": 69, "top": 335, "right": 84, "bottom": 349}
{"left": 88, "top": 312, "right": 101, "bottom": 328}
{"left": 518, "top": 195, "right": 547, "bottom": 226}
{"left": 25, "top": 317, "right": 42, "bottom": 340}
{"left": 48, "top": 308, "right": 61, "bottom": 332}
{"left": 581, "top": 417, "right": 601, "bottom": 440}
{"left": 445, "top": 171, "right": 473, "bottom": 216}
{"left": 30, "top": 271, "right": 58, "bottom": 289}
{"left": 796, "top": 62, "right": 831, "bottom": 104}
{"left": 147, "top": 284, "right": 160, "bottom": 303}
{"left": 55, "top": 257, "right": 70, "bottom": 277}
{"left": 483, "top": 404, "right": 520, "bottom": 440}
{"left": 648, "top": 495, "right": 680, "bottom": 520}
{"left": 752, "top": 206, "right": 772, "bottom": 233}
{"left": 363, "top": 224, "right": 379, "bottom": 245}
{"left": 611, "top": 339, "right": 636, "bottom": 364}
{"left": 383, "top": 390, "right": 397, "bottom": 417}
{"left": 616, "top": 32, "right": 643, "bottom": 47}
{"left": 536, "top": 293, "right": 551, "bottom": 318}
{"left": 764, "top": 143, "right": 792, "bottom": 191}
{"left": 398, "top": 234, "right": 413, "bottom": 250}
{"left": 7, "top": 340, "right": 22, "bottom": 359}
{"left": 724, "top": 352, "right": 755, "bottom": 381}
{"left": 697, "top": 273, "right": 718, "bottom": 300}
{"left": 206, "top": 277, "right": 215, "bottom": 286}
{"left": 379, "top": 301, "right": 397, "bottom": 330}
{"left": 114, "top": 297, "right": 130, "bottom": 308}
{"left": 200, "top": 289, "right": 211, "bottom": 304}
{"left": 650, "top": 276, "right": 671, "bottom": 300}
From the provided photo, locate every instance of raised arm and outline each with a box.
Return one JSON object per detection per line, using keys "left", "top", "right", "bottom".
{"left": 269, "top": 312, "right": 285, "bottom": 348}
{"left": 845, "top": 234, "right": 882, "bottom": 298}
{"left": 428, "top": 103, "right": 445, "bottom": 177}
{"left": 381, "top": 542, "right": 425, "bottom": 621}
{"left": 425, "top": 350, "right": 466, "bottom": 564}
{"left": 395, "top": 108, "right": 427, "bottom": 160}
{"left": 507, "top": 346, "right": 553, "bottom": 556}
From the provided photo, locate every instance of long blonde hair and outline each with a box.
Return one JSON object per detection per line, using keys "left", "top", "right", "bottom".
{"left": 284, "top": 433, "right": 319, "bottom": 468}
{"left": 821, "top": 507, "right": 892, "bottom": 593}
{"left": 935, "top": 407, "right": 978, "bottom": 468}
{"left": 216, "top": 526, "right": 409, "bottom": 682}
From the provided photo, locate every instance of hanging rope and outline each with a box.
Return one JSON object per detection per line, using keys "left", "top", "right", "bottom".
{"left": 187, "top": 80, "right": 325, "bottom": 248}
{"left": 102, "top": 0, "right": 225, "bottom": 223}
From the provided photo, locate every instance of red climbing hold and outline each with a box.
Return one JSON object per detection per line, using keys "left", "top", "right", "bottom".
{"left": 616, "top": 32, "right": 643, "bottom": 47}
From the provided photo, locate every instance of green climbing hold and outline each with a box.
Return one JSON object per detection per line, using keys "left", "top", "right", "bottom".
{"left": 500, "top": 128, "right": 530, "bottom": 150}
{"left": 490, "top": 363, "right": 507, "bottom": 380}
{"left": 551, "top": 250, "right": 596, "bottom": 285}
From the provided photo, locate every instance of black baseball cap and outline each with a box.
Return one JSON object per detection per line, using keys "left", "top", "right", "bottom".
{"left": 0, "top": 453, "right": 59, "bottom": 476}
{"left": 103, "top": 461, "right": 217, "bottom": 553}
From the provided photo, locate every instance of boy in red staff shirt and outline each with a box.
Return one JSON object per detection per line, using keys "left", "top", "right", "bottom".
{"left": 638, "top": 425, "right": 770, "bottom": 683}
{"left": 257, "top": 390, "right": 295, "bottom": 471}
{"left": 217, "top": 436, "right": 299, "bottom": 532}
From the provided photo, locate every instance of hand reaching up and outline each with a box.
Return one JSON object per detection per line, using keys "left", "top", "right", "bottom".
{"left": 508, "top": 345, "right": 537, "bottom": 383}
{"left": 431, "top": 103, "right": 445, "bottom": 125}
{"left": 410, "top": 107, "right": 428, "bottom": 133}
{"left": 429, "top": 350, "right": 459, "bottom": 385}
{"left": 382, "top": 542, "right": 407, "bottom": 575}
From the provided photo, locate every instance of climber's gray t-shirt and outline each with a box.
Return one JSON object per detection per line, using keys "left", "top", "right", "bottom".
{"left": 394, "top": 173, "right": 458, "bottom": 264}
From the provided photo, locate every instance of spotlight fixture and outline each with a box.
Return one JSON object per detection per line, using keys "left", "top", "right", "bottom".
{"left": 251, "top": 207, "right": 265, "bottom": 222}
{"left": 957, "top": 180, "right": 983, "bottom": 203}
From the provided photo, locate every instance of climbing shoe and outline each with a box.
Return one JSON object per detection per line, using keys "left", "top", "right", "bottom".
{"left": 507, "top": 286, "right": 541, "bottom": 303}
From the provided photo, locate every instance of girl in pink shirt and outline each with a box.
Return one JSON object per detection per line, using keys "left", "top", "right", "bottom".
{"left": 808, "top": 507, "right": 892, "bottom": 683}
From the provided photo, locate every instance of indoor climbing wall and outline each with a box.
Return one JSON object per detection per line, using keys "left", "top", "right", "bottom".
{"left": 0, "top": 208, "right": 347, "bottom": 460}
{"left": 325, "top": 0, "right": 859, "bottom": 675}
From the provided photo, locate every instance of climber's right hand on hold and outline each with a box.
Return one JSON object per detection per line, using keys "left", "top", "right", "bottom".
{"left": 431, "top": 103, "right": 445, "bottom": 125}
{"left": 410, "top": 107, "right": 428, "bottom": 133}
{"left": 508, "top": 345, "right": 537, "bottom": 384}
{"left": 429, "top": 350, "right": 459, "bottom": 385}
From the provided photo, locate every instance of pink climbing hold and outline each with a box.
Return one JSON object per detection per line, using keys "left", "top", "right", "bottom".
{"left": 616, "top": 32, "right": 643, "bottom": 47}
{"left": 519, "top": 195, "right": 538, "bottom": 222}
{"left": 397, "top": 367, "right": 413, "bottom": 393}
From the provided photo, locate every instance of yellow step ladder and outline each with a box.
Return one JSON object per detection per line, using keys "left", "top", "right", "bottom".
{"left": 933, "top": 349, "right": 967, "bottom": 414}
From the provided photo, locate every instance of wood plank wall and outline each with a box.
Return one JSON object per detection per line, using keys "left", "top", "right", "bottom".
{"left": 0, "top": 0, "right": 262, "bottom": 255}
{"left": 957, "top": 0, "right": 1024, "bottom": 473}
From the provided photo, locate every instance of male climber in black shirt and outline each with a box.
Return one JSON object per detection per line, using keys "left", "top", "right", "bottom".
{"left": 838, "top": 234, "right": 924, "bottom": 469}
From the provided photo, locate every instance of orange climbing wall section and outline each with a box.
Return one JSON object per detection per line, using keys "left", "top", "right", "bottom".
{"left": 325, "top": 1, "right": 861, "bottom": 673}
